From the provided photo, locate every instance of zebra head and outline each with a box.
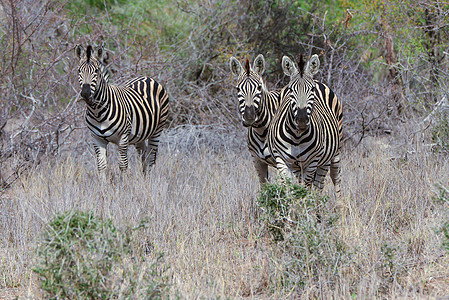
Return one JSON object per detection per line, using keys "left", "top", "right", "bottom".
{"left": 282, "top": 54, "right": 320, "bottom": 133}
{"left": 75, "top": 44, "right": 106, "bottom": 106}
{"left": 230, "top": 54, "right": 266, "bottom": 127}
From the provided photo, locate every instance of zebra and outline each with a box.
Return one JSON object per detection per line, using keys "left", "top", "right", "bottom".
{"left": 230, "top": 54, "right": 282, "bottom": 183}
{"left": 75, "top": 44, "right": 169, "bottom": 175}
{"left": 268, "top": 54, "right": 343, "bottom": 199}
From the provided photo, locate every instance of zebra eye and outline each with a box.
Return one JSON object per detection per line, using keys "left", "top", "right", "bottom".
{"left": 257, "top": 85, "right": 262, "bottom": 92}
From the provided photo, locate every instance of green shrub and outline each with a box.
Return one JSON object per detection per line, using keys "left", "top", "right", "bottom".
{"left": 257, "top": 180, "right": 348, "bottom": 291}
{"left": 34, "top": 210, "right": 169, "bottom": 299}
{"left": 441, "top": 222, "right": 449, "bottom": 252}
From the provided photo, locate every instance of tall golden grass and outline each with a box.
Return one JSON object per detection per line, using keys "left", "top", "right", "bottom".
{"left": 1, "top": 127, "right": 449, "bottom": 298}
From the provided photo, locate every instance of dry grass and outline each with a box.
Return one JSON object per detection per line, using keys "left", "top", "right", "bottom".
{"left": 1, "top": 126, "right": 449, "bottom": 299}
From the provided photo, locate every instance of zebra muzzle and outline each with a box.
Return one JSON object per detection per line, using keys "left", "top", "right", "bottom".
{"left": 243, "top": 105, "right": 256, "bottom": 126}
{"left": 81, "top": 83, "right": 92, "bottom": 100}
{"left": 295, "top": 108, "right": 309, "bottom": 131}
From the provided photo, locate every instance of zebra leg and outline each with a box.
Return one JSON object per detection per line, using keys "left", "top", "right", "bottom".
{"left": 329, "top": 153, "right": 342, "bottom": 201}
{"left": 304, "top": 165, "right": 328, "bottom": 224}
{"left": 302, "top": 160, "right": 319, "bottom": 188}
{"left": 118, "top": 134, "right": 129, "bottom": 172}
{"left": 135, "top": 141, "right": 147, "bottom": 172}
{"left": 144, "top": 136, "right": 160, "bottom": 172}
{"left": 253, "top": 158, "right": 268, "bottom": 184}
{"left": 275, "top": 157, "right": 293, "bottom": 184}
{"left": 92, "top": 136, "right": 108, "bottom": 176}
{"left": 313, "top": 164, "right": 330, "bottom": 191}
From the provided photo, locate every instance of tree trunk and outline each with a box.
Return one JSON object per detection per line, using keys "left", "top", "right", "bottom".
{"left": 381, "top": 17, "right": 405, "bottom": 114}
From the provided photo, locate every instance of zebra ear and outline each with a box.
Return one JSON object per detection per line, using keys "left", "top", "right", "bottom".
{"left": 75, "top": 45, "right": 84, "bottom": 60}
{"left": 253, "top": 54, "right": 265, "bottom": 75}
{"left": 230, "top": 57, "right": 243, "bottom": 76}
{"left": 95, "top": 45, "right": 105, "bottom": 61}
{"left": 102, "top": 52, "right": 110, "bottom": 65}
{"left": 306, "top": 54, "right": 320, "bottom": 76}
{"left": 282, "top": 56, "right": 298, "bottom": 77}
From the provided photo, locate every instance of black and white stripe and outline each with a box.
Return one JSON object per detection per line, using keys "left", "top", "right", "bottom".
{"left": 268, "top": 54, "right": 343, "bottom": 197}
{"left": 230, "top": 54, "right": 281, "bottom": 183}
{"left": 75, "top": 45, "right": 169, "bottom": 174}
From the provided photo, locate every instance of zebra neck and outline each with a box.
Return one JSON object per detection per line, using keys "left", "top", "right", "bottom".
{"left": 88, "top": 77, "right": 110, "bottom": 112}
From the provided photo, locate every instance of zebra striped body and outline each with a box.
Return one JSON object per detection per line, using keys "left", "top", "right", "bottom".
{"left": 75, "top": 45, "right": 169, "bottom": 174}
{"left": 268, "top": 54, "right": 342, "bottom": 197}
{"left": 230, "top": 55, "right": 281, "bottom": 183}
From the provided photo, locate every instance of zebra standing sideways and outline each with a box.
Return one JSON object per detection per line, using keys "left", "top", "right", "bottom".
{"left": 230, "top": 55, "right": 281, "bottom": 183}
{"left": 75, "top": 45, "right": 169, "bottom": 174}
{"left": 268, "top": 54, "right": 343, "bottom": 199}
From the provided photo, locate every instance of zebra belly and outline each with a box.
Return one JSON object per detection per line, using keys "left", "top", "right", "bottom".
{"left": 286, "top": 143, "right": 326, "bottom": 172}
{"left": 86, "top": 122, "right": 122, "bottom": 144}
{"left": 286, "top": 140, "right": 338, "bottom": 178}
{"left": 86, "top": 117, "right": 139, "bottom": 145}
{"left": 86, "top": 106, "right": 155, "bottom": 146}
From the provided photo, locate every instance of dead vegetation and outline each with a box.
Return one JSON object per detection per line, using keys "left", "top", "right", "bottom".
{"left": 1, "top": 130, "right": 449, "bottom": 298}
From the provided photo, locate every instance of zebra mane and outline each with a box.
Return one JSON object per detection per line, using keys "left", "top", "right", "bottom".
{"left": 298, "top": 53, "right": 306, "bottom": 77}
{"left": 298, "top": 54, "right": 305, "bottom": 77}
{"left": 86, "top": 45, "right": 93, "bottom": 62}
{"left": 245, "top": 58, "right": 250, "bottom": 76}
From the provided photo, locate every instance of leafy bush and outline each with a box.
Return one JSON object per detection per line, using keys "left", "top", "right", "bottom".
{"left": 34, "top": 210, "right": 169, "bottom": 299}
{"left": 257, "top": 180, "right": 348, "bottom": 291}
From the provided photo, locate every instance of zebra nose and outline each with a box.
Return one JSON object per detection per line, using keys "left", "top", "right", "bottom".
{"left": 243, "top": 105, "right": 256, "bottom": 126}
{"left": 295, "top": 108, "right": 309, "bottom": 131}
{"left": 81, "top": 84, "right": 91, "bottom": 99}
